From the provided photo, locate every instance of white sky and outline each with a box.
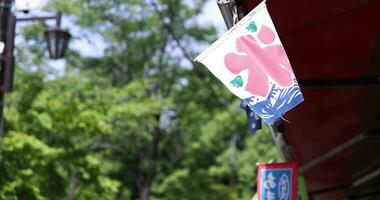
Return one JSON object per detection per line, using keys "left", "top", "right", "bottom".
{"left": 71, "top": 0, "right": 227, "bottom": 57}
{"left": 28, "top": 0, "right": 226, "bottom": 57}
{"left": 200, "top": 0, "right": 227, "bottom": 36}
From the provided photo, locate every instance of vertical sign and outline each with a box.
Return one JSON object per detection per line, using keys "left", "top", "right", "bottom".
{"left": 257, "top": 162, "right": 298, "bottom": 200}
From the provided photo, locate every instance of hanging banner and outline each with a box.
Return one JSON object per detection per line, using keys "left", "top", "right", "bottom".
{"left": 195, "top": 1, "right": 304, "bottom": 124}
{"left": 257, "top": 162, "right": 298, "bottom": 200}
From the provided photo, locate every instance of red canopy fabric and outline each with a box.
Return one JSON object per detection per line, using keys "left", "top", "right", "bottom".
{"left": 239, "top": 0, "right": 380, "bottom": 199}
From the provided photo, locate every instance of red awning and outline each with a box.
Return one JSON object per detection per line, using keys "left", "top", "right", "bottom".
{"left": 239, "top": 0, "right": 380, "bottom": 199}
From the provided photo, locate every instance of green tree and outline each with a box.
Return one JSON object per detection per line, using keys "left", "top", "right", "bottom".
{"left": 0, "top": 0, "right": 281, "bottom": 199}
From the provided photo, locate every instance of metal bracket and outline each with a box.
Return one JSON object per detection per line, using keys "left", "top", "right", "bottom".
{"left": 216, "top": 0, "right": 238, "bottom": 29}
{"left": 16, "top": 12, "right": 62, "bottom": 27}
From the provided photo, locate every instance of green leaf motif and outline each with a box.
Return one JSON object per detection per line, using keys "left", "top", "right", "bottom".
{"left": 247, "top": 21, "right": 258, "bottom": 32}
{"left": 230, "top": 75, "right": 244, "bottom": 88}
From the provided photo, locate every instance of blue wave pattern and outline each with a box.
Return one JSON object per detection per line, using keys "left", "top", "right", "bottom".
{"left": 244, "top": 81, "right": 304, "bottom": 124}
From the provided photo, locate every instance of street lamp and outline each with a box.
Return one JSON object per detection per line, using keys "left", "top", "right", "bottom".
{"left": 2, "top": 10, "right": 71, "bottom": 91}
{"left": 0, "top": 0, "right": 71, "bottom": 164}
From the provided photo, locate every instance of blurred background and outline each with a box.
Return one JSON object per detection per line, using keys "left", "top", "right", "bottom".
{"left": 0, "top": 0, "right": 280, "bottom": 199}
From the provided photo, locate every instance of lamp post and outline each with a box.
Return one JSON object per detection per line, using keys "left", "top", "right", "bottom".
{"left": 0, "top": 0, "right": 70, "bottom": 163}
{"left": 0, "top": 0, "right": 12, "bottom": 164}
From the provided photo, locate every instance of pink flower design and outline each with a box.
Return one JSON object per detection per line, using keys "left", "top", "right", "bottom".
{"left": 224, "top": 25, "right": 294, "bottom": 97}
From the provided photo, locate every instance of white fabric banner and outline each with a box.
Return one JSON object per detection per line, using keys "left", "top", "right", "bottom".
{"left": 195, "top": 1, "right": 303, "bottom": 124}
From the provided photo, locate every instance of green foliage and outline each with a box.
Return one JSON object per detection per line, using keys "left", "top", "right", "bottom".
{"left": 0, "top": 132, "right": 60, "bottom": 200}
{"left": 0, "top": 0, "right": 281, "bottom": 199}
{"left": 152, "top": 169, "right": 234, "bottom": 200}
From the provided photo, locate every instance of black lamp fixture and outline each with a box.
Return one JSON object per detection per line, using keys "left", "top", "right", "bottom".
{"left": 0, "top": 1, "right": 71, "bottom": 91}
{"left": 45, "top": 28, "right": 70, "bottom": 59}
{"left": 17, "top": 12, "right": 71, "bottom": 60}
{"left": 43, "top": 12, "right": 71, "bottom": 59}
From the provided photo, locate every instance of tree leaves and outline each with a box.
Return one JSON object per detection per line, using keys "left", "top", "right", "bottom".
{"left": 1, "top": 0, "right": 280, "bottom": 199}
